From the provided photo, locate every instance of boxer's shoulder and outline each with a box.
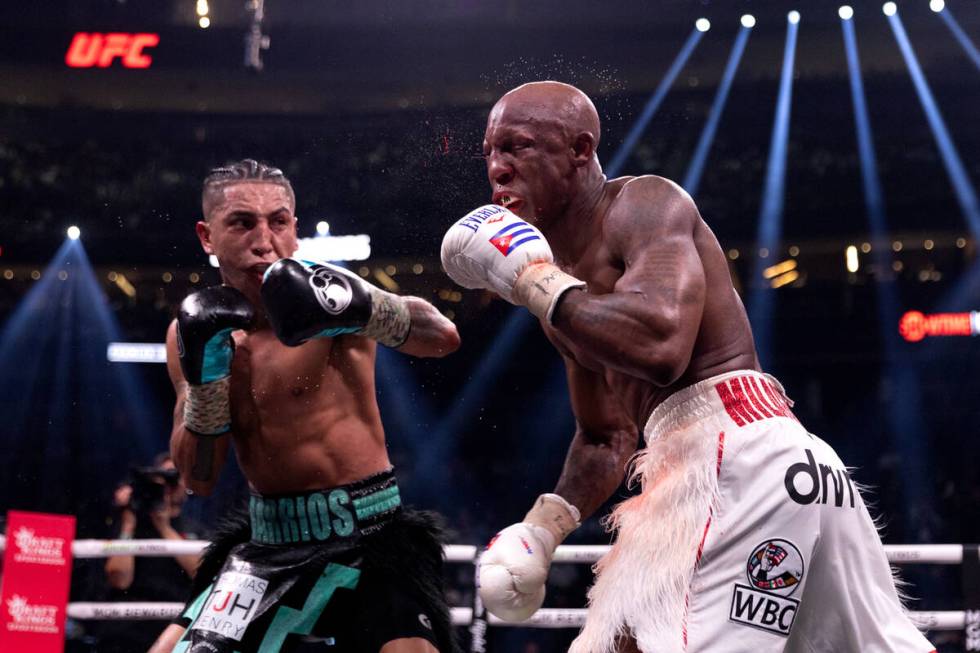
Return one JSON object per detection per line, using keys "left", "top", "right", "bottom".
{"left": 604, "top": 175, "right": 699, "bottom": 244}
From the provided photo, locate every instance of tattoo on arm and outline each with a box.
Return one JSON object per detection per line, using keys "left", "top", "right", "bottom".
{"left": 191, "top": 437, "right": 216, "bottom": 481}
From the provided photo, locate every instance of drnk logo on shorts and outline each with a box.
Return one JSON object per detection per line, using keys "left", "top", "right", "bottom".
{"left": 730, "top": 539, "right": 805, "bottom": 637}
{"left": 784, "top": 448, "right": 856, "bottom": 508}
{"left": 488, "top": 221, "right": 541, "bottom": 256}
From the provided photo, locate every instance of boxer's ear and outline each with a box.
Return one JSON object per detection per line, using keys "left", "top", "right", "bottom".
{"left": 571, "top": 132, "right": 596, "bottom": 166}
{"left": 196, "top": 220, "right": 214, "bottom": 255}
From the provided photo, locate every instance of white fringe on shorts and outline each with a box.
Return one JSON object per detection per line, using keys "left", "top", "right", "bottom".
{"left": 569, "top": 412, "right": 726, "bottom": 653}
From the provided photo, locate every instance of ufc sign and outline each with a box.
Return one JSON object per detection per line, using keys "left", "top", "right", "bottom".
{"left": 65, "top": 33, "right": 160, "bottom": 68}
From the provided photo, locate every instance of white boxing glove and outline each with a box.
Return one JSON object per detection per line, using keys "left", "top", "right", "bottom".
{"left": 478, "top": 493, "right": 581, "bottom": 622}
{"left": 441, "top": 205, "right": 586, "bottom": 323}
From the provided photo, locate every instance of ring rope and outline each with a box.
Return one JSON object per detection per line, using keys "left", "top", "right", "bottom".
{"left": 0, "top": 537, "right": 971, "bottom": 564}
{"left": 63, "top": 603, "right": 968, "bottom": 631}
{"left": 34, "top": 537, "right": 972, "bottom": 633}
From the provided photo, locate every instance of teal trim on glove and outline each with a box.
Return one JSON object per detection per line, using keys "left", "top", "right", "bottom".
{"left": 200, "top": 327, "right": 235, "bottom": 383}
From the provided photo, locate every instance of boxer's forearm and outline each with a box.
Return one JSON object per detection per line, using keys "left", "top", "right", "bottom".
{"left": 554, "top": 426, "right": 637, "bottom": 521}
{"left": 394, "top": 296, "right": 461, "bottom": 358}
{"left": 170, "top": 397, "right": 230, "bottom": 496}
{"left": 552, "top": 290, "right": 699, "bottom": 387}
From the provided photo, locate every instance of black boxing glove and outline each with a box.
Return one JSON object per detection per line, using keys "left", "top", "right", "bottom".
{"left": 261, "top": 258, "right": 410, "bottom": 348}
{"left": 176, "top": 285, "right": 255, "bottom": 436}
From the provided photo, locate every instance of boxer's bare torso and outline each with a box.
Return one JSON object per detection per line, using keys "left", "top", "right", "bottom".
{"left": 167, "top": 323, "right": 390, "bottom": 494}
{"left": 542, "top": 175, "right": 758, "bottom": 429}
{"left": 481, "top": 81, "right": 758, "bottom": 521}
{"left": 165, "top": 180, "right": 457, "bottom": 497}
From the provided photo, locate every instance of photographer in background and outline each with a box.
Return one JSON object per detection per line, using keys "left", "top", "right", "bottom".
{"left": 100, "top": 453, "right": 200, "bottom": 653}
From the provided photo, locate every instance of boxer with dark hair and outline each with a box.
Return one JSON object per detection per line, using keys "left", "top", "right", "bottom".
{"left": 442, "top": 83, "right": 934, "bottom": 653}
{"left": 150, "top": 159, "right": 461, "bottom": 653}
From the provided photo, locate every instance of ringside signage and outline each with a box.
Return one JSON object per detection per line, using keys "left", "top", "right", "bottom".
{"left": 65, "top": 32, "right": 160, "bottom": 68}
{"left": 899, "top": 310, "right": 980, "bottom": 342}
{"left": 0, "top": 511, "right": 76, "bottom": 653}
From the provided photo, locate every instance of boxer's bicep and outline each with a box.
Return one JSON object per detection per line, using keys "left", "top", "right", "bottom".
{"left": 165, "top": 320, "right": 188, "bottom": 419}
{"left": 553, "top": 178, "right": 707, "bottom": 385}
{"left": 165, "top": 320, "right": 185, "bottom": 390}
{"left": 395, "top": 296, "right": 461, "bottom": 358}
{"left": 166, "top": 321, "right": 192, "bottom": 468}
{"left": 614, "top": 224, "right": 706, "bottom": 354}
{"left": 607, "top": 180, "right": 706, "bottom": 380}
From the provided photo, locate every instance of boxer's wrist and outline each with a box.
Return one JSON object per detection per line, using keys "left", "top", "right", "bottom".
{"left": 359, "top": 287, "right": 412, "bottom": 348}
{"left": 183, "top": 377, "right": 231, "bottom": 436}
{"left": 523, "top": 493, "right": 582, "bottom": 547}
{"left": 513, "top": 263, "right": 586, "bottom": 324}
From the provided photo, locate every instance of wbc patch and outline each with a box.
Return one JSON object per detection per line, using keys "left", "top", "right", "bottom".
{"left": 191, "top": 571, "right": 269, "bottom": 641}
{"left": 730, "top": 539, "right": 805, "bottom": 636}
{"left": 488, "top": 221, "right": 541, "bottom": 256}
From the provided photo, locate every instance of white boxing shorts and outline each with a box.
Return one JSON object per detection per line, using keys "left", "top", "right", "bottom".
{"left": 570, "top": 370, "right": 935, "bottom": 653}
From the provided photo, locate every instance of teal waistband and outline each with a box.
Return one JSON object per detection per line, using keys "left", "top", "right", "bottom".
{"left": 248, "top": 469, "right": 402, "bottom": 545}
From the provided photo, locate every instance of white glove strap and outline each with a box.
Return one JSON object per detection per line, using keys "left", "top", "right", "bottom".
{"left": 361, "top": 288, "right": 411, "bottom": 348}
{"left": 513, "top": 263, "right": 586, "bottom": 324}
{"left": 523, "top": 493, "right": 582, "bottom": 547}
{"left": 183, "top": 377, "right": 231, "bottom": 436}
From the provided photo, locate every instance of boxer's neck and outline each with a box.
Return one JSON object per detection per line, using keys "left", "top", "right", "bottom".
{"left": 545, "top": 167, "right": 608, "bottom": 266}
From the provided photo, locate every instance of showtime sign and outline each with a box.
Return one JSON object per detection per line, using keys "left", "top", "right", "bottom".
{"left": 65, "top": 32, "right": 159, "bottom": 68}
{"left": 898, "top": 310, "right": 980, "bottom": 342}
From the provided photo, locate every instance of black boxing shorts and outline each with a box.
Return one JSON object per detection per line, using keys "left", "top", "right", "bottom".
{"left": 171, "top": 468, "right": 457, "bottom": 652}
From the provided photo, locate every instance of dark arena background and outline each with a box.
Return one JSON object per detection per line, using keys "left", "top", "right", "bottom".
{"left": 1, "top": 1, "right": 979, "bottom": 651}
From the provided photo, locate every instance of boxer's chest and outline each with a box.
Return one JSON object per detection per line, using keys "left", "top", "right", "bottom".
{"left": 228, "top": 331, "right": 336, "bottom": 423}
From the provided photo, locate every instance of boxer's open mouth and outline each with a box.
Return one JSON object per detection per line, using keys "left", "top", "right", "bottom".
{"left": 495, "top": 194, "right": 522, "bottom": 211}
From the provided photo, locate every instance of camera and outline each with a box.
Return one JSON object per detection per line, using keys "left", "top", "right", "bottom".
{"left": 128, "top": 466, "right": 179, "bottom": 514}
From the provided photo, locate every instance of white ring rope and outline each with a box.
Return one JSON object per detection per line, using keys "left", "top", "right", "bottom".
{"left": 63, "top": 603, "right": 969, "bottom": 631}
{"left": 1, "top": 536, "right": 969, "bottom": 632}
{"left": 0, "top": 537, "right": 972, "bottom": 564}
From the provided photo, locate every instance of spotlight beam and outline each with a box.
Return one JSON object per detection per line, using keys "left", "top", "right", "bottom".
{"left": 843, "top": 13, "right": 934, "bottom": 535}
{"left": 937, "top": 6, "right": 980, "bottom": 72}
{"left": 416, "top": 310, "right": 539, "bottom": 503}
{"left": 682, "top": 25, "right": 752, "bottom": 197}
{"left": 886, "top": 9, "right": 980, "bottom": 240}
{"left": 842, "top": 17, "right": 885, "bottom": 234}
{"left": 605, "top": 27, "right": 705, "bottom": 177}
{"left": 749, "top": 15, "right": 800, "bottom": 367}
{"left": 375, "top": 346, "right": 435, "bottom": 452}
{"left": 0, "top": 240, "right": 164, "bottom": 522}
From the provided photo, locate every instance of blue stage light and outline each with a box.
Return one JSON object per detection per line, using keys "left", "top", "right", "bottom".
{"left": 683, "top": 26, "right": 753, "bottom": 197}
{"left": 886, "top": 8, "right": 980, "bottom": 239}
{"left": 936, "top": 5, "right": 980, "bottom": 71}
{"left": 748, "top": 14, "right": 799, "bottom": 367}
{"left": 605, "top": 28, "right": 706, "bottom": 177}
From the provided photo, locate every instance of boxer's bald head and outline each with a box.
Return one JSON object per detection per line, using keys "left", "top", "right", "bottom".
{"left": 489, "top": 81, "right": 601, "bottom": 155}
{"left": 484, "top": 81, "right": 604, "bottom": 225}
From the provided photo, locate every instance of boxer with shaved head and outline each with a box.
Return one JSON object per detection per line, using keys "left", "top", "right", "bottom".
{"left": 442, "top": 82, "right": 934, "bottom": 653}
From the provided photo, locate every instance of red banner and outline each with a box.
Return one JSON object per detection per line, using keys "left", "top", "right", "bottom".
{"left": 0, "top": 511, "right": 76, "bottom": 653}
{"left": 899, "top": 310, "right": 980, "bottom": 342}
